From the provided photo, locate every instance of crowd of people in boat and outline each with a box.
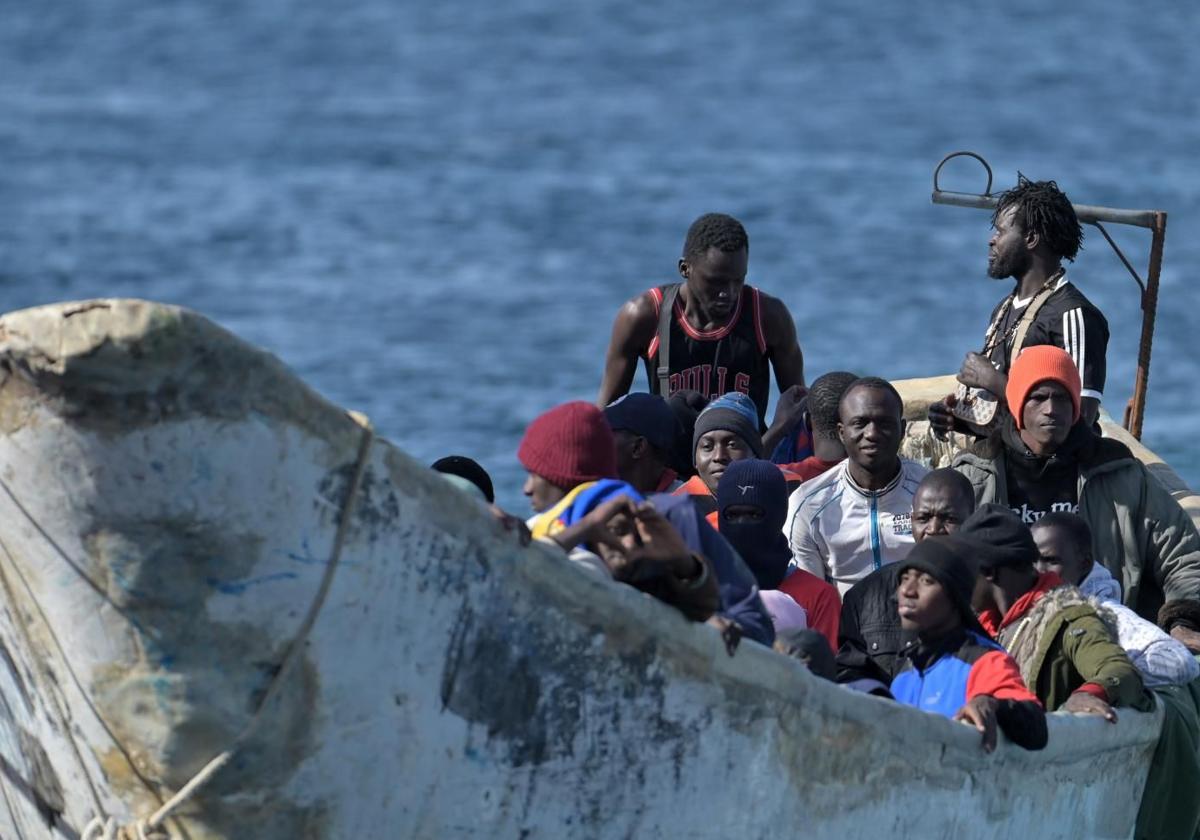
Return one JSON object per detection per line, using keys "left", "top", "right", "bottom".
{"left": 430, "top": 179, "right": 1200, "bottom": 839}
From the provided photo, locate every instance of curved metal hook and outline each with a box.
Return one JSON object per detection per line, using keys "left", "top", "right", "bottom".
{"left": 933, "top": 151, "right": 994, "bottom": 196}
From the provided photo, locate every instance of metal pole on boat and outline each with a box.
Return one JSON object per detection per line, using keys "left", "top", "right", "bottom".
{"left": 931, "top": 151, "right": 1168, "bottom": 440}
{"left": 1127, "top": 212, "right": 1167, "bottom": 439}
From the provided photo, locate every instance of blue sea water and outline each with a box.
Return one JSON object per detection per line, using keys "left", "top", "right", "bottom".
{"left": 1, "top": 0, "right": 1197, "bottom": 512}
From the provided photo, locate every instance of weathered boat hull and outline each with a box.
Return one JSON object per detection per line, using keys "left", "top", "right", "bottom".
{"left": 0, "top": 300, "right": 1171, "bottom": 838}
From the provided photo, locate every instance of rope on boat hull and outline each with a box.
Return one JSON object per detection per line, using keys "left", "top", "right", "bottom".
{"left": 15, "top": 411, "right": 374, "bottom": 839}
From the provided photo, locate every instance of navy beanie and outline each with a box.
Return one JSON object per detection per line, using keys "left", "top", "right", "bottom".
{"left": 899, "top": 535, "right": 987, "bottom": 634}
{"left": 717, "top": 459, "right": 788, "bottom": 529}
{"left": 717, "top": 460, "right": 790, "bottom": 589}
{"left": 958, "top": 503, "right": 1038, "bottom": 570}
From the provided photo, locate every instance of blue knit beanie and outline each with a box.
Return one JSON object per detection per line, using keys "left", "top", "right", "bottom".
{"left": 692, "top": 392, "right": 763, "bottom": 459}
{"left": 707, "top": 392, "right": 759, "bottom": 425}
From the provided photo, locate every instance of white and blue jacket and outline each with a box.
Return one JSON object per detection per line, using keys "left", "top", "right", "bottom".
{"left": 785, "top": 458, "right": 927, "bottom": 595}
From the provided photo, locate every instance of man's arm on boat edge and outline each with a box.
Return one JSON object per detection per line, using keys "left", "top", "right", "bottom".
{"left": 598, "top": 293, "right": 657, "bottom": 407}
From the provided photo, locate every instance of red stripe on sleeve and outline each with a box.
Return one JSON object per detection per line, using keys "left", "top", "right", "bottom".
{"left": 1073, "top": 683, "right": 1109, "bottom": 702}
{"left": 966, "top": 650, "right": 1042, "bottom": 707}
{"left": 646, "top": 287, "right": 663, "bottom": 359}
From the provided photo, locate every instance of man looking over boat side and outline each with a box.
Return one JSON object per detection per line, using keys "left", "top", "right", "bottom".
{"left": 929, "top": 176, "right": 1109, "bottom": 437}
{"left": 431, "top": 455, "right": 495, "bottom": 504}
{"left": 836, "top": 468, "right": 976, "bottom": 693}
{"left": 787, "top": 377, "right": 928, "bottom": 594}
{"left": 597, "top": 212, "right": 807, "bottom": 453}
{"left": 953, "top": 346, "right": 1200, "bottom": 626}
{"left": 967, "top": 504, "right": 1151, "bottom": 721}
{"left": 891, "top": 536, "right": 1048, "bottom": 752}
{"left": 519, "top": 401, "right": 620, "bottom": 516}
{"left": 1032, "top": 513, "right": 1200, "bottom": 840}
{"left": 516, "top": 400, "right": 773, "bottom": 647}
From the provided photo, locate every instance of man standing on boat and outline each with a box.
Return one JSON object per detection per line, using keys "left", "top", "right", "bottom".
{"left": 930, "top": 176, "right": 1109, "bottom": 436}
{"left": 598, "top": 213, "right": 807, "bottom": 453}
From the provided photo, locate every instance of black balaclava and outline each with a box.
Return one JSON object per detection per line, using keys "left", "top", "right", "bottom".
{"left": 717, "top": 459, "right": 790, "bottom": 589}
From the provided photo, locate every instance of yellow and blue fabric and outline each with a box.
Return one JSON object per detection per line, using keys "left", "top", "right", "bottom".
{"left": 529, "top": 479, "right": 644, "bottom": 540}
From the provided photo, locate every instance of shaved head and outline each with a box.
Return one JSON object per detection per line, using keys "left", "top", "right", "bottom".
{"left": 918, "top": 468, "right": 975, "bottom": 505}
{"left": 839, "top": 377, "right": 903, "bottom": 422}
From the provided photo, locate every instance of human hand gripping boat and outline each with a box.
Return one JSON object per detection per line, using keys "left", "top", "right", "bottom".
{"left": 0, "top": 297, "right": 1185, "bottom": 839}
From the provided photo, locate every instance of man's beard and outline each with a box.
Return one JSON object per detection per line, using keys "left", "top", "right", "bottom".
{"left": 987, "top": 249, "right": 1030, "bottom": 280}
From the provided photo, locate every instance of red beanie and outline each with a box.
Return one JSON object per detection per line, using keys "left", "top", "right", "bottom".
{"left": 1006, "top": 345, "right": 1082, "bottom": 430}
{"left": 518, "top": 401, "right": 618, "bottom": 490}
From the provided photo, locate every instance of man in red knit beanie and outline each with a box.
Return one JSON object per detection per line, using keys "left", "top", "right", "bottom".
{"left": 953, "top": 346, "right": 1200, "bottom": 634}
{"left": 518, "top": 401, "right": 619, "bottom": 514}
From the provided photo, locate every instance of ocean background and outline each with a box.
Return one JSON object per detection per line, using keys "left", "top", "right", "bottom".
{"left": 2, "top": 0, "right": 1197, "bottom": 512}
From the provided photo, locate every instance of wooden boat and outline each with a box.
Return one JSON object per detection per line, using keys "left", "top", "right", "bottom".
{"left": 0, "top": 298, "right": 1187, "bottom": 839}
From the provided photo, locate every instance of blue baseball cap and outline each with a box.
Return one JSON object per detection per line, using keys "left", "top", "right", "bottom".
{"left": 604, "top": 393, "right": 679, "bottom": 454}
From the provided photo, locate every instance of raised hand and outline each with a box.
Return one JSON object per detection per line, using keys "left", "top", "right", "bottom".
{"left": 928, "top": 395, "right": 958, "bottom": 441}
{"left": 957, "top": 352, "right": 1006, "bottom": 394}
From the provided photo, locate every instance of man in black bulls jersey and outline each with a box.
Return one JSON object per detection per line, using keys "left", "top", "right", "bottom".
{"left": 598, "top": 213, "right": 806, "bottom": 452}
{"left": 930, "top": 177, "right": 1109, "bottom": 436}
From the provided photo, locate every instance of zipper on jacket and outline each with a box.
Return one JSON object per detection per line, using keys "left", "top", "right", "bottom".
{"left": 870, "top": 495, "right": 882, "bottom": 570}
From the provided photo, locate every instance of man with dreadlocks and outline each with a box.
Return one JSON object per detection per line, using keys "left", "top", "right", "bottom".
{"left": 598, "top": 213, "right": 807, "bottom": 453}
{"left": 930, "top": 177, "right": 1109, "bottom": 436}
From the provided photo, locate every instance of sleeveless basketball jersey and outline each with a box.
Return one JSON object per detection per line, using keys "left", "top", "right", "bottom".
{"left": 641, "top": 283, "right": 771, "bottom": 426}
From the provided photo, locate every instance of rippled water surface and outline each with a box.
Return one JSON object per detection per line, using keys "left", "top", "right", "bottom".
{"left": 2, "top": 1, "right": 1197, "bottom": 510}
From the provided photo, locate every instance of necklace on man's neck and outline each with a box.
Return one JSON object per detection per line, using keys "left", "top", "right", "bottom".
{"left": 981, "top": 267, "right": 1065, "bottom": 357}
{"left": 1016, "top": 266, "right": 1064, "bottom": 302}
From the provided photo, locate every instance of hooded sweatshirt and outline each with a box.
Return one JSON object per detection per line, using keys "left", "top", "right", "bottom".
{"left": 1000, "top": 419, "right": 1083, "bottom": 525}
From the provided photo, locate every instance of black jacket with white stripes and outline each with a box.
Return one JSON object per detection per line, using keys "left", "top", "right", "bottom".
{"left": 986, "top": 276, "right": 1109, "bottom": 401}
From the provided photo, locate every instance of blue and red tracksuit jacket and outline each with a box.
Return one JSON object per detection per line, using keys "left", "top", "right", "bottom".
{"left": 891, "top": 628, "right": 1048, "bottom": 750}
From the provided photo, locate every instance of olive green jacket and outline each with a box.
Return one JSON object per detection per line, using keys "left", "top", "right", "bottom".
{"left": 997, "top": 585, "right": 1152, "bottom": 712}
{"left": 953, "top": 431, "right": 1200, "bottom": 622}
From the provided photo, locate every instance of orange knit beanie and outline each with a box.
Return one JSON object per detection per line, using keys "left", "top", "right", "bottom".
{"left": 1005, "top": 345, "right": 1082, "bottom": 430}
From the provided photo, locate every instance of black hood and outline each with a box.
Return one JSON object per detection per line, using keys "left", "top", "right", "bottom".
{"left": 1001, "top": 417, "right": 1134, "bottom": 477}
